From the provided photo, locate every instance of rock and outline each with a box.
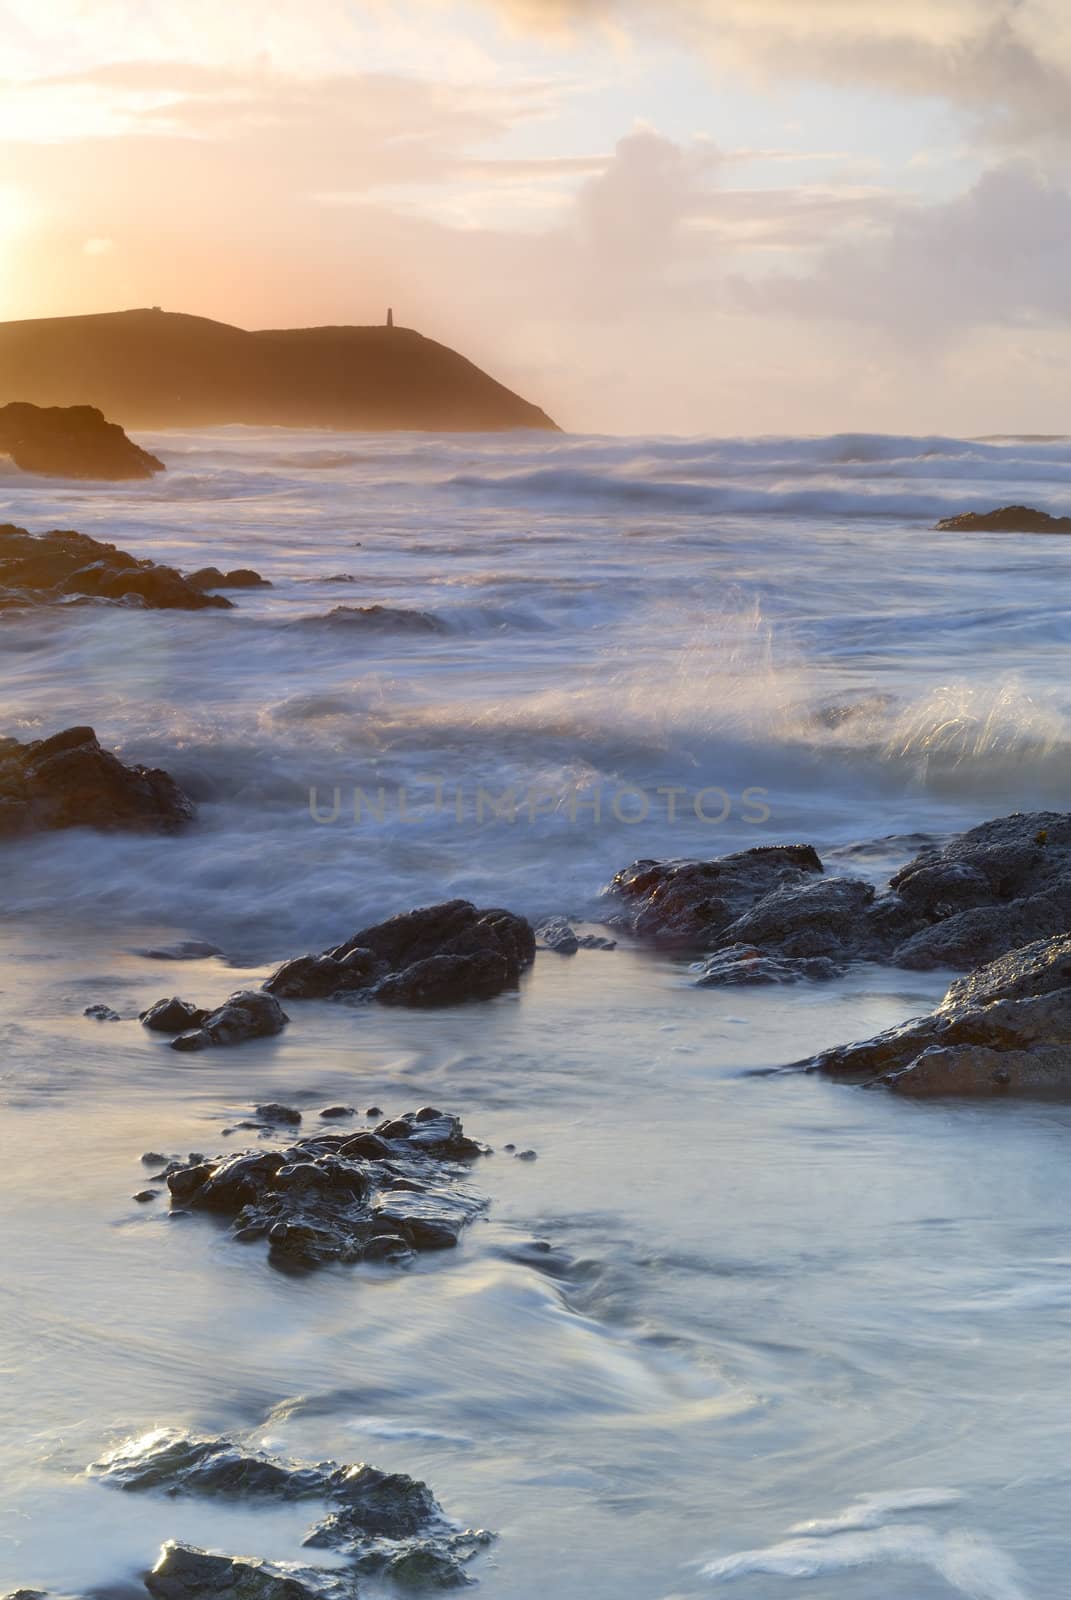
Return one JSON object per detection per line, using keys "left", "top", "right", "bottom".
{"left": 0, "top": 523, "right": 232, "bottom": 611}
{"left": 608, "top": 811, "right": 1071, "bottom": 980}
{"left": 84, "top": 1003, "right": 120, "bottom": 1021}
{"left": 265, "top": 900, "right": 535, "bottom": 1009}
{"left": 256, "top": 1103, "right": 302, "bottom": 1125}
{"left": 607, "top": 846, "right": 826, "bottom": 946}
{"left": 141, "top": 1151, "right": 167, "bottom": 1165}
{"left": 692, "top": 943, "right": 839, "bottom": 986}
{"left": 146, "top": 1542, "right": 329, "bottom": 1600}
{"left": 187, "top": 567, "right": 271, "bottom": 591}
{"left": 575, "top": 933, "right": 617, "bottom": 950}
{"left": 803, "top": 933, "right": 1071, "bottom": 1096}
{"left": 140, "top": 997, "right": 207, "bottom": 1033}
{"left": 536, "top": 917, "right": 579, "bottom": 955}
{"left": 935, "top": 505, "right": 1071, "bottom": 534}
{"left": 168, "top": 990, "right": 290, "bottom": 1052}
{"left": 138, "top": 940, "right": 224, "bottom": 960}
{"left": 305, "top": 605, "right": 445, "bottom": 633}
{"left": 133, "top": 1190, "right": 158, "bottom": 1202}
{"left": 93, "top": 1430, "right": 492, "bottom": 1589}
{"left": 514, "top": 1150, "right": 537, "bottom": 1161}
{"left": 0, "top": 726, "right": 194, "bottom": 836}
{"left": 157, "top": 1109, "right": 487, "bottom": 1268}
{"left": 0, "top": 401, "right": 163, "bottom": 480}
{"left": 319, "top": 1106, "right": 355, "bottom": 1119}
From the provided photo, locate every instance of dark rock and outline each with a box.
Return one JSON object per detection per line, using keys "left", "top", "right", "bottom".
{"left": 935, "top": 505, "right": 1071, "bottom": 534}
{"left": 0, "top": 401, "right": 163, "bottom": 480}
{"left": 802, "top": 933, "right": 1071, "bottom": 1096}
{"left": 256, "top": 1103, "right": 302, "bottom": 1125}
{"left": 140, "top": 997, "right": 207, "bottom": 1033}
{"left": 607, "top": 846, "right": 825, "bottom": 947}
{"left": 266, "top": 900, "right": 535, "bottom": 1009}
{"left": 319, "top": 1106, "right": 355, "bottom": 1119}
{"left": 84, "top": 1003, "right": 121, "bottom": 1021}
{"left": 94, "top": 1430, "right": 492, "bottom": 1590}
{"left": 138, "top": 940, "right": 224, "bottom": 960}
{"left": 141, "top": 1151, "right": 167, "bottom": 1165}
{"left": 536, "top": 917, "right": 579, "bottom": 955}
{"left": 304, "top": 605, "right": 445, "bottom": 633}
{"left": 0, "top": 523, "right": 232, "bottom": 612}
{"left": 514, "top": 1150, "right": 537, "bottom": 1161}
{"left": 0, "top": 726, "right": 194, "bottom": 836}
{"left": 146, "top": 1541, "right": 329, "bottom": 1600}
{"left": 187, "top": 566, "right": 271, "bottom": 591}
{"left": 575, "top": 933, "right": 617, "bottom": 950}
{"left": 158, "top": 1108, "right": 487, "bottom": 1268}
{"left": 164, "top": 991, "right": 289, "bottom": 1052}
{"left": 692, "top": 943, "right": 840, "bottom": 986}
{"left": 133, "top": 1190, "right": 158, "bottom": 1202}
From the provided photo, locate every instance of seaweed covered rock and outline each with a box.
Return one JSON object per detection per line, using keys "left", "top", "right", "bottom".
{"left": 0, "top": 401, "right": 163, "bottom": 480}
{"left": 265, "top": 900, "right": 535, "bottom": 1008}
{"left": 803, "top": 933, "right": 1071, "bottom": 1096}
{"left": 155, "top": 1108, "right": 487, "bottom": 1267}
{"left": 140, "top": 989, "right": 289, "bottom": 1052}
{"left": 94, "top": 1430, "right": 492, "bottom": 1588}
{"left": 935, "top": 505, "right": 1071, "bottom": 534}
{"left": 0, "top": 726, "right": 194, "bottom": 836}
{"left": 0, "top": 523, "right": 235, "bottom": 611}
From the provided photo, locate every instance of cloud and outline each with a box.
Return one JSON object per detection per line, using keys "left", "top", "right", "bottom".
{"left": 480, "top": 0, "right": 1071, "bottom": 146}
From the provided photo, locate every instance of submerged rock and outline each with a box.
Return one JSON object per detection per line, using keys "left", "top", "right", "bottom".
{"left": 140, "top": 997, "right": 207, "bottom": 1033}
{"left": 265, "top": 900, "right": 535, "bottom": 1008}
{"left": 803, "top": 933, "right": 1071, "bottom": 1096}
{"left": 94, "top": 1430, "right": 492, "bottom": 1588}
{"left": 935, "top": 505, "right": 1071, "bottom": 534}
{"left": 536, "top": 917, "right": 579, "bottom": 955}
{"left": 154, "top": 1108, "right": 487, "bottom": 1267}
{"left": 0, "top": 726, "right": 194, "bottom": 836}
{"left": 84, "top": 1003, "right": 121, "bottom": 1021}
{"left": 168, "top": 990, "right": 289, "bottom": 1052}
{"left": 0, "top": 401, "right": 163, "bottom": 480}
{"left": 607, "top": 811, "right": 1071, "bottom": 982}
{"left": 303, "top": 605, "right": 446, "bottom": 633}
{"left": 692, "top": 943, "right": 839, "bottom": 986}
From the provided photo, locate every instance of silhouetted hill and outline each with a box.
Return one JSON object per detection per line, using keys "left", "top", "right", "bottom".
{"left": 0, "top": 309, "right": 559, "bottom": 432}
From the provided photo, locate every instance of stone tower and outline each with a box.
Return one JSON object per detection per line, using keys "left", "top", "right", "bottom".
{"left": 386, "top": 307, "right": 394, "bottom": 329}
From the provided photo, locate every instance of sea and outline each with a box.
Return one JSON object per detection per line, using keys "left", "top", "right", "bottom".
{"left": 1, "top": 427, "right": 1069, "bottom": 1599}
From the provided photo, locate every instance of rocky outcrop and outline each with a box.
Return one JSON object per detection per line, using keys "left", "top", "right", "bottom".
{"left": 265, "top": 900, "right": 535, "bottom": 1008}
{"left": 606, "top": 812, "right": 1071, "bottom": 982}
{"left": 0, "top": 726, "right": 193, "bottom": 836}
{"left": 94, "top": 1430, "right": 491, "bottom": 1590}
{"left": 0, "top": 524, "right": 241, "bottom": 611}
{"left": 0, "top": 401, "right": 163, "bottom": 479}
{"left": 0, "top": 308, "right": 559, "bottom": 432}
{"left": 935, "top": 505, "right": 1071, "bottom": 533}
{"left": 154, "top": 1108, "right": 487, "bottom": 1267}
{"left": 802, "top": 933, "right": 1071, "bottom": 1096}
{"left": 140, "top": 989, "right": 289, "bottom": 1051}
{"left": 187, "top": 567, "right": 272, "bottom": 592}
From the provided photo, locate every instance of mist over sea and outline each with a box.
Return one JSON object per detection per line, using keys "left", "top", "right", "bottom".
{"left": 1, "top": 427, "right": 1069, "bottom": 1599}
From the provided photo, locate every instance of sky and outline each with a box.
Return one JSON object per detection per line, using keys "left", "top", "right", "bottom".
{"left": 4, "top": 0, "right": 1071, "bottom": 433}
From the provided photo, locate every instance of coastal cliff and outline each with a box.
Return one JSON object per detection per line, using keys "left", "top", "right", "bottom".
{"left": 0, "top": 309, "right": 559, "bottom": 433}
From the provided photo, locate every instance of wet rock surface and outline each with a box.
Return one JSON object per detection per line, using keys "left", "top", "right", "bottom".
{"left": 0, "top": 401, "right": 163, "bottom": 480}
{"left": 802, "top": 933, "right": 1071, "bottom": 1096}
{"left": 265, "top": 900, "right": 535, "bottom": 1008}
{"left": 0, "top": 726, "right": 194, "bottom": 836}
{"left": 153, "top": 1108, "right": 488, "bottom": 1268}
{"left": 934, "top": 504, "right": 1071, "bottom": 533}
{"left": 93, "top": 1430, "right": 492, "bottom": 1590}
{"left": 608, "top": 811, "right": 1071, "bottom": 981}
{"left": 140, "top": 989, "right": 289, "bottom": 1051}
{"left": 0, "top": 524, "right": 236, "bottom": 612}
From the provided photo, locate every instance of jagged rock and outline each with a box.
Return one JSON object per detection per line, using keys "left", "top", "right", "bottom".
{"left": 140, "top": 997, "right": 207, "bottom": 1033}
{"left": 536, "top": 917, "right": 579, "bottom": 955}
{"left": 935, "top": 505, "right": 1071, "bottom": 533}
{"left": 84, "top": 1003, "right": 121, "bottom": 1021}
{"left": 146, "top": 1542, "right": 338, "bottom": 1600}
{"left": 94, "top": 1430, "right": 492, "bottom": 1588}
{"left": 155, "top": 1107, "right": 486, "bottom": 1267}
{"left": 264, "top": 900, "right": 535, "bottom": 1008}
{"left": 607, "top": 846, "right": 826, "bottom": 946}
{"left": 165, "top": 990, "right": 290, "bottom": 1052}
{"left": 0, "top": 523, "right": 232, "bottom": 611}
{"left": 803, "top": 933, "right": 1071, "bottom": 1096}
{"left": 187, "top": 567, "right": 271, "bottom": 591}
{"left": 692, "top": 943, "right": 839, "bottom": 986}
{"left": 0, "top": 401, "right": 163, "bottom": 480}
{"left": 0, "top": 726, "right": 194, "bottom": 836}
{"left": 607, "top": 812, "right": 1071, "bottom": 982}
